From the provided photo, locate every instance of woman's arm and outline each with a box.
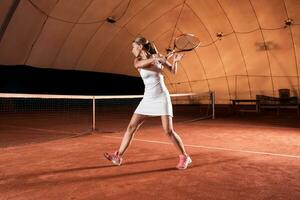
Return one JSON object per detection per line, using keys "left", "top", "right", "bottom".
{"left": 162, "top": 54, "right": 183, "bottom": 74}
{"left": 162, "top": 60, "right": 175, "bottom": 74}
{"left": 134, "top": 54, "right": 167, "bottom": 69}
{"left": 163, "top": 60, "right": 178, "bottom": 74}
{"left": 134, "top": 57, "right": 156, "bottom": 69}
{"left": 171, "top": 59, "right": 178, "bottom": 74}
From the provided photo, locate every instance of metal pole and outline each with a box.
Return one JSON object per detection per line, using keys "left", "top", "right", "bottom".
{"left": 235, "top": 75, "right": 237, "bottom": 99}
{"left": 92, "top": 96, "right": 96, "bottom": 132}
{"left": 212, "top": 91, "right": 215, "bottom": 119}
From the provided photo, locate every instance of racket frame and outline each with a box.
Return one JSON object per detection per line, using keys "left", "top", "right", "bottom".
{"left": 166, "top": 33, "right": 200, "bottom": 58}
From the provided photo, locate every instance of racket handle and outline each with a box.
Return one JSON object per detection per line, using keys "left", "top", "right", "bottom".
{"left": 165, "top": 50, "right": 175, "bottom": 59}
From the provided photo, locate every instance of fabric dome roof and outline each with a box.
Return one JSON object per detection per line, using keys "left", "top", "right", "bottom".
{"left": 1, "top": 0, "right": 300, "bottom": 103}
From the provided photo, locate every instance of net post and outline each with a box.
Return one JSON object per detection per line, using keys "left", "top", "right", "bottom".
{"left": 211, "top": 91, "right": 215, "bottom": 119}
{"left": 92, "top": 96, "right": 96, "bottom": 132}
{"left": 235, "top": 75, "right": 237, "bottom": 99}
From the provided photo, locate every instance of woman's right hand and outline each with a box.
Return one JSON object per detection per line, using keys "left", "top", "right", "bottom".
{"left": 152, "top": 54, "right": 166, "bottom": 64}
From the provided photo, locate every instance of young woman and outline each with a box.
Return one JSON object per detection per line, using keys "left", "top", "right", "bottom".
{"left": 104, "top": 36, "right": 192, "bottom": 170}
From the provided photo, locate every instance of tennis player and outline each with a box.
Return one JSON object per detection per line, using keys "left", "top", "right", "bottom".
{"left": 104, "top": 36, "right": 192, "bottom": 170}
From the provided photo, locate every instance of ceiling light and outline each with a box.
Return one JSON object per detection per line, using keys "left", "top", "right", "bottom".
{"left": 284, "top": 18, "right": 293, "bottom": 27}
{"left": 216, "top": 32, "right": 223, "bottom": 39}
{"left": 106, "top": 16, "right": 116, "bottom": 23}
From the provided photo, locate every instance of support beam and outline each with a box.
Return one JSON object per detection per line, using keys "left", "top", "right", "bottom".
{"left": 0, "top": 0, "right": 20, "bottom": 43}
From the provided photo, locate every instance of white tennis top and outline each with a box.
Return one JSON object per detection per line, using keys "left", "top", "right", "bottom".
{"left": 134, "top": 61, "right": 173, "bottom": 117}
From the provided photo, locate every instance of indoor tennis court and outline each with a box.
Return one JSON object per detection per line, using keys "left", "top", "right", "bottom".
{"left": 1, "top": 0, "right": 300, "bottom": 200}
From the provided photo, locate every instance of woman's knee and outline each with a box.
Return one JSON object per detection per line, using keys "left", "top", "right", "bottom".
{"left": 164, "top": 128, "right": 175, "bottom": 136}
{"left": 127, "top": 122, "right": 141, "bottom": 133}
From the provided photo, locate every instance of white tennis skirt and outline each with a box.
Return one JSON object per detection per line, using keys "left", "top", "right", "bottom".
{"left": 134, "top": 92, "right": 173, "bottom": 117}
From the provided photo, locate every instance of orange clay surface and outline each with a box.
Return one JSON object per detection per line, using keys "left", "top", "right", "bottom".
{"left": 0, "top": 108, "right": 300, "bottom": 200}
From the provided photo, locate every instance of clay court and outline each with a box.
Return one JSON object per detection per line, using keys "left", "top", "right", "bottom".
{"left": 1, "top": 0, "right": 300, "bottom": 199}
{"left": 0, "top": 105, "right": 300, "bottom": 200}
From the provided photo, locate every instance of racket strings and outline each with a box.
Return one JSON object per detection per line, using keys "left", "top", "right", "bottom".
{"left": 175, "top": 35, "right": 200, "bottom": 51}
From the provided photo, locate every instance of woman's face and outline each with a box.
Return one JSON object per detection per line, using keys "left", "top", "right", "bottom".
{"left": 132, "top": 42, "right": 143, "bottom": 57}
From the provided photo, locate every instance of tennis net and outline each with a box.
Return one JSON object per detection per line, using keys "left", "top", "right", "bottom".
{"left": 0, "top": 92, "right": 215, "bottom": 147}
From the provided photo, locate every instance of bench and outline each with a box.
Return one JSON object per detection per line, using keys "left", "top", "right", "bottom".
{"left": 256, "top": 95, "right": 299, "bottom": 116}
{"left": 231, "top": 99, "right": 260, "bottom": 113}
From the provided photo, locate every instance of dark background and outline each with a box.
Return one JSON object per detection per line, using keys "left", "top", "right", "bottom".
{"left": 0, "top": 65, "right": 144, "bottom": 95}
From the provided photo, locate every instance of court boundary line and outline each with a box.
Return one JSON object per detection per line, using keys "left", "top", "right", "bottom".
{"left": 102, "top": 135, "right": 300, "bottom": 159}
{"left": 0, "top": 125, "right": 80, "bottom": 135}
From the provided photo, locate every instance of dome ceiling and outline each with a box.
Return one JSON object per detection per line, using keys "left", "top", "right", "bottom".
{"left": 0, "top": 0, "right": 299, "bottom": 103}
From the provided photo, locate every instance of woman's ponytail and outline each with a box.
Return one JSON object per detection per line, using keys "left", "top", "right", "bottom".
{"left": 133, "top": 36, "right": 158, "bottom": 56}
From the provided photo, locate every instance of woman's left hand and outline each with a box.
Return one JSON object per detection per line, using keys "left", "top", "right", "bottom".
{"left": 173, "top": 53, "right": 184, "bottom": 62}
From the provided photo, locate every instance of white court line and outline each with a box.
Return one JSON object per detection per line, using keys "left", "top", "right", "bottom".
{"left": 102, "top": 135, "right": 300, "bottom": 159}
{"left": 1, "top": 125, "right": 78, "bottom": 135}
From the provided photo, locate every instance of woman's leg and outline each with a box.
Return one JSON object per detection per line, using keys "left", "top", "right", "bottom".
{"left": 118, "top": 113, "right": 148, "bottom": 156}
{"left": 161, "top": 115, "right": 187, "bottom": 155}
{"left": 161, "top": 115, "right": 192, "bottom": 169}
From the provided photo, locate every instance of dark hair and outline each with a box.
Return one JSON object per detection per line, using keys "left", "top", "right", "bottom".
{"left": 133, "top": 36, "right": 157, "bottom": 56}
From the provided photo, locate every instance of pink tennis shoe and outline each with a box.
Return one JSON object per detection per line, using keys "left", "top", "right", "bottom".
{"left": 176, "top": 154, "right": 192, "bottom": 170}
{"left": 104, "top": 152, "right": 192, "bottom": 170}
{"left": 104, "top": 151, "right": 122, "bottom": 166}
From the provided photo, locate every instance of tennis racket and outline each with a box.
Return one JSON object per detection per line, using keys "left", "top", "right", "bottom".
{"left": 165, "top": 33, "right": 200, "bottom": 59}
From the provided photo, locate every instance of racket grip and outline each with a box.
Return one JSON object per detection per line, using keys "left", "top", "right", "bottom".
{"left": 165, "top": 51, "right": 175, "bottom": 59}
